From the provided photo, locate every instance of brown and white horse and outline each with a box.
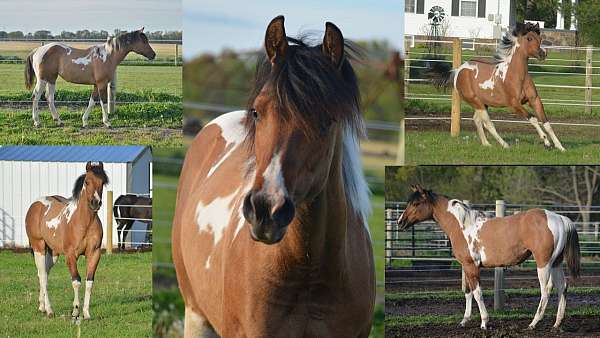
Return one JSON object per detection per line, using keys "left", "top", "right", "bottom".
{"left": 24, "top": 28, "right": 156, "bottom": 128}
{"left": 427, "top": 22, "right": 565, "bottom": 151}
{"left": 25, "top": 162, "right": 108, "bottom": 319}
{"left": 397, "top": 185, "right": 580, "bottom": 330}
{"left": 172, "top": 16, "right": 375, "bottom": 337}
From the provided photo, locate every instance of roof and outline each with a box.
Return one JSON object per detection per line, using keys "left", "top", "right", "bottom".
{"left": 0, "top": 146, "right": 149, "bottom": 163}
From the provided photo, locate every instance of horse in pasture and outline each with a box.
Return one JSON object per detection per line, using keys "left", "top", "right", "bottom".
{"left": 24, "top": 28, "right": 156, "bottom": 128}
{"left": 25, "top": 162, "right": 109, "bottom": 319}
{"left": 397, "top": 185, "right": 581, "bottom": 330}
{"left": 172, "top": 16, "right": 375, "bottom": 337}
{"left": 427, "top": 22, "right": 565, "bottom": 151}
{"left": 113, "top": 194, "right": 152, "bottom": 250}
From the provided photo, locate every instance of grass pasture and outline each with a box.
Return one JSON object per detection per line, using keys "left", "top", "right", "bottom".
{"left": 0, "top": 251, "right": 152, "bottom": 337}
{"left": 0, "top": 63, "right": 182, "bottom": 145}
{"left": 151, "top": 149, "right": 385, "bottom": 338}
{"left": 406, "top": 45, "right": 600, "bottom": 163}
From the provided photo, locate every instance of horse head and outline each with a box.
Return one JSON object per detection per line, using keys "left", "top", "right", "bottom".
{"left": 515, "top": 22, "right": 546, "bottom": 61}
{"left": 129, "top": 28, "right": 156, "bottom": 60}
{"left": 241, "top": 16, "right": 361, "bottom": 244}
{"left": 397, "top": 184, "right": 437, "bottom": 230}
{"left": 81, "top": 161, "right": 109, "bottom": 212}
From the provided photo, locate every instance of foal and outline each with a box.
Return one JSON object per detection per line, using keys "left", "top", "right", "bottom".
{"left": 25, "top": 28, "right": 156, "bottom": 128}
{"left": 427, "top": 22, "right": 565, "bottom": 151}
{"left": 172, "top": 16, "right": 375, "bottom": 337}
{"left": 398, "top": 185, "right": 580, "bottom": 330}
{"left": 25, "top": 162, "right": 108, "bottom": 319}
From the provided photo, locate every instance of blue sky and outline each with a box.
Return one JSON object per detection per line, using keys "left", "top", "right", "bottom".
{"left": 183, "top": 0, "right": 405, "bottom": 58}
{"left": 0, "top": 0, "right": 181, "bottom": 34}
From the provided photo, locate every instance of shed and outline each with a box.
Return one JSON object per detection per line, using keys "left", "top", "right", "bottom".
{"left": 0, "top": 146, "right": 152, "bottom": 248}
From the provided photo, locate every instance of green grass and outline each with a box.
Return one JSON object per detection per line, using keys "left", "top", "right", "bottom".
{"left": 0, "top": 251, "right": 151, "bottom": 337}
{"left": 405, "top": 130, "right": 600, "bottom": 164}
{"left": 151, "top": 151, "right": 385, "bottom": 338}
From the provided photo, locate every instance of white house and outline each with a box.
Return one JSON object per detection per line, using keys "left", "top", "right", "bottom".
{"left": 0, "top": 146, "right": 152, "bottom": 248}
{"left": 405, "top": 0, "right": 516, "bottom": 39}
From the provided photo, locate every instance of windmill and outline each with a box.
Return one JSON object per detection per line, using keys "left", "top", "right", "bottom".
{"left": 427, "top": 5, "right": 446, "bottom": 55}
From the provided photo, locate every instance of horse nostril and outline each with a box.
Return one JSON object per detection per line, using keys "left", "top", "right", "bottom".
{"left": 272, "top": 197, "right": 295, "bottom": 228}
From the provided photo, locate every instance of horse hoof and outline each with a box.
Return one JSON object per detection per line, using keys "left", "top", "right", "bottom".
{"left": 528, "top": 324, "right": 535, "bottom": 330}
{"left": 46, "top": 311, "right": 54, "bottom": 318}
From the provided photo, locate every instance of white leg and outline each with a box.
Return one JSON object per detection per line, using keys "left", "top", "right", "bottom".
{"left": 34, "top": 251, "right": 53, "bottom": 316}
{"left": 480, "top": 109, "right": 509, "bottom": 148}
{"left": 100, "top": 98, "right": 111, "bottom": 128}
{"left": 184, "top": 307, "right": 218, "bottom": 338}
{"left": 460, "top": 290, "right": 473, "bottom": 326}
{"left": 46, "top": 83, "right": 63, "bottom": 126}
{"left": 529, "top": 265, "right": 553, "bottom": 329}
{"left": 83, "top": 280, "right": 93, "bottom": 319}
{"left": 472, "top": 283, "right": 489, "bottom": 329}
{"left": 473, "top": 110, "right": 491, "bottom": 147}
{"left": 543, "top": 122, "right": 566, "bottom": 152}
{"left": 72, "top": 280, "right": 81, "bottom": 318}
{"left": 82, "top": 95, "right": 95, "bottom": 128}
{"left": 32, "top": 80, "right": 46, "bottom": 128}
{"left": 552, "top": 268, "right": 567, "bottom": 328}
{"left": 529, "top": 117, "right": 551, "bottom": 147}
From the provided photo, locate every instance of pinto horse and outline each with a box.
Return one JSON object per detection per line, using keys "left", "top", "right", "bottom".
{"left": 113, "top": 194, "right": 152, "bottom": 250}
{"left": 25, "top": 162, "right": 108, "bottom": 319}
{"left": 172, "top": 16, "right": 375, "bottom": 337}
{"left": 24, "top": 28, "right": 156, "bottom": 128}
{"left": 398, "top": 185, "right": 581, "bottom": 330}
{"left": 427, "top": 22, "right": 565, "bottom": 151}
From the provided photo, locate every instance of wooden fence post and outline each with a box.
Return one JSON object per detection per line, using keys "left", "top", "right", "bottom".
{"left": 107, "top": 190, "right": 113, "bottom": 254}
{"left": 175, "top": 44, "right": 179, "bottom": 66}
{"left": 586, "top": 46, "right": 593, "bottom": 114}
{"left": 451, "top": 38, "right": 462, "bottom": 137}
{"left": 397, "top": 119, "right": 405, "bottom": 164}
{"left": 386, "top": 209, "right": 393, "bottom": 266}
{"left": 494, "top": 200, "right": 506, "bottom": 310}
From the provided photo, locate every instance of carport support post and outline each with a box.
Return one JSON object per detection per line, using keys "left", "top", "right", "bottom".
{"left": 451, "top": 38, "right": 462, "bottom": 137}
{"left": 494, "top": 200, "right": 506, "bottom": 310}
{"left": 585, "top": 46, "right": 593, "bottom": 114}
{"left": 107, "top": 190, "right": 113, "bottom": 254}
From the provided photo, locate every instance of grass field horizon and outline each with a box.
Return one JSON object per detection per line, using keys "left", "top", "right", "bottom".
{"left": 0, "top": 251, "right": 151, "bottom": 337}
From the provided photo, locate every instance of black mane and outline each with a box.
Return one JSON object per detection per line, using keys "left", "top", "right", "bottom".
{"left": 72, "top": 166, "right": 109, "bottom": 200}
{"left": 512, "top": 22, "right": 541, "bottom": 37}
{"left": 245, "top": 34, "right": 363, "bottom": 141}
{"left": 407, "top": 189, "right": 438, "bottom": 203}
{"left": 112, "top": 30, "right": 148, "bottom": 51}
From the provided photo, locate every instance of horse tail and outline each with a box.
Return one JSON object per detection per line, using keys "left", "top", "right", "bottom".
{"left": 564, "top": 222, "right": 581, "bottom": 279}
{"left": 424, "top": 61, "right": 454, "bottom": 90}
{"left": 24, "top": 51, "right": 36, "bottom": 91}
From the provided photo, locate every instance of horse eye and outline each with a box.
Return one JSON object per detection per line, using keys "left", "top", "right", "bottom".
{"left": 527, "top": 37, "right": 532, "bottom": 41}
{"left": 251, "top": 109, "right": 259, "bottom": 121}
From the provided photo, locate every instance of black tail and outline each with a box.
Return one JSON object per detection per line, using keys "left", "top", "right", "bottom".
{"left": 25, "top": 51, "right": 36, "bottom": 91}
{"left": 565, "top": 226, "right": 581, "bottom": 279}
{"left": 425, "top": 61, "right": 454, "bottom": 90}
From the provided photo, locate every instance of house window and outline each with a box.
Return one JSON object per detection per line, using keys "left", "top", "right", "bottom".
{"left": 461, "top": 0, "right": 477, "bottom": 17}
{"left": 405, "top": 0, "right": 415, "bottom": 13}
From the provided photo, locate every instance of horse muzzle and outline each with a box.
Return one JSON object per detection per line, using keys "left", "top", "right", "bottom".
{"left": 537, "top": 49, "right": 547, "bottom": 61}
{"left": 242, "top": 191, "right": 295, "bottom": 245}
{"left": 147, "top": 51, "right": 156, "bottom": 60}
{"left": 89, "top": 200, "right": 102, "bottom": 212}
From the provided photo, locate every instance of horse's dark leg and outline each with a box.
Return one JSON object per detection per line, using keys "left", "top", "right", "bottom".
{"left": 123, "top": 221, "right": 134, "bottom": 249}
{"left": 116, "top": 223, "right": 123, "bottom": 250}
{"left": 108, "top": 71, "right": 117, "bottom": 117}
{"left": 97, "top": 83, "right": 111, "bottom": 128}
{"left": 65, "top": 253, "right": 81, "bottom": 319}
{"left": 464, "top": 264, "right": 488, "bottom": 329}
{"left": 146, "top": 222, "right": 153, "bottom": 247}
{"left": 83, "top": 248, "right": 101, "bottom": 319}
{"left": 82, "top": 86, "right": 98, "bottom": 128}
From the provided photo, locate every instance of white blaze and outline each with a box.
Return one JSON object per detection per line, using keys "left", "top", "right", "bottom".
{"left": 261, "top": 152, "right": 287, "bottom": 214}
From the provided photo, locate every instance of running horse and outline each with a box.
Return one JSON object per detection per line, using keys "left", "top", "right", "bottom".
{"left": 24, "top": 28, "right": 156, "bottom": 128}
{"left": 172, "top": 16, "right": 375, "bottom": 337}
{"left": 427, "top": 22, "right": 565, "bottom": 151}
{"left": 25, "top": 162, "right": 109, "bottom": 319}
{"left": 398, "top": 185, "right": 581, "bottom": 330}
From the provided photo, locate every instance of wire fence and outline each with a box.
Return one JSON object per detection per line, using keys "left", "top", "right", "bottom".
{"left": 112, "top": 200, "right": 152, "bottom": 249}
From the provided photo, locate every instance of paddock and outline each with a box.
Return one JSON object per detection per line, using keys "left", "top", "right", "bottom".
{"left": 0, "top": 145, "right": 153, "bottom": 250}
{"left": 385, "top": 200, "right": 600, "bottom": 337}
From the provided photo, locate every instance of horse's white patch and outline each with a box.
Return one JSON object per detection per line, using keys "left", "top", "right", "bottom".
{"left": 447, "top": 200, "right": 489, "bottom": 266}
{"left": 94, "top": 190, "right": 101, "bottom": 202}
{"left": 207, "top": 144, "right": 237, "bottom": 178}
{"left": 453, "top": 62, "right": 479, "bottom": 88}
{"left": 32, "top": 43, "right": 72, "bottom": 75}
{"left": 343, "top": 127, "right": 372, "bottom": 235}
{"left": 65, "top": 201, "right": 77, "bottom": 223}
{"left": 260, "top": 152, "right": 287, "bottom": 214}
{"left": 479, "top": 79, "right": 495, "bottom": 90}
{"left": 207, "top": 110, "right": 247, "bottom": 147}
{"left": 37, "top": 197, "right": 53, "bottom": 216}
{"left": 205, "top": 255, "right": 211, "bottom": 269}
{"left": 72, "top": 55, "right": 92, "bottom": 65}
{"left": 544, "top": 210, "right": 573, "bottom": 264}
{"left": 46, "top": 216, "right": 60, "bottom": 229}
{"left": 95, "top": 45, "right": 109, "bottom": 62}
{"left": 195, "top": 190, "right": 238, "bottom": 244}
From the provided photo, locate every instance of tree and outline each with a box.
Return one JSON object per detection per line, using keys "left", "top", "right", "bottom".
{"left": 7, "top": 31, "right": 24, "bottom": 39}
{"left": 575, "top": 0, "right": 600, "bottom": 46}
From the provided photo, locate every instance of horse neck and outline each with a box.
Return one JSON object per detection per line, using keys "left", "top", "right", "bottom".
{"left": 431, "top": 197, "right": 463, "bottom": 242}
{"left": 73, "top": 194, "right": 95, "bottom": 224}
{"left": 506, "top": 47, "right": 530, "bottom": 82}
{"left": 107, "top": 44, "right": 131, "bottom": 66}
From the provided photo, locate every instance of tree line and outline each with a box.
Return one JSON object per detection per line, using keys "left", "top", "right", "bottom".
{"left": 0, "top": 30, "right": 182, "bottom": 41}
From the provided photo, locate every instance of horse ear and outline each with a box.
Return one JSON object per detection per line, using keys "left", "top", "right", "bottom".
{"left": 265, "top": 15, "right": 288, "bottom": 65}
{"left": 322, "top": 22, "right": 345, "bottom": 69}
{"left": 97, "top": 161, "right": 104, "bottom": 169}
{"left": 86, "top": 161, "right": 92, "bottom": 171}
{"left": 410, "top": 185, "right": 418, "bottom": 192}
{"left": 139, "top": 27, "right": 145, "bottom": 32}
{"left": 414, "top": 184, "right": 424, "bottom": 193}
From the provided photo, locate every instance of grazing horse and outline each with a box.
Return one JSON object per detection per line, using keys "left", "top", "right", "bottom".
{"left": 397, "top": 185, "right": 581, "bottom": 330}
{"left": 172, "top": 16, "right": 375, "bottom": 337}
{"left": 113, "top": 194, "right": 152, "bottom": 250}
{"left": 25, "top": 162, "right": 108, "bottom": 319}
{"left": 24, "top": 28, "right": 156, "bottom": 128}
{"left": 427, "top": 22, "right": 565, "bottom": 151}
